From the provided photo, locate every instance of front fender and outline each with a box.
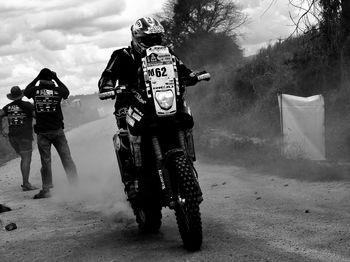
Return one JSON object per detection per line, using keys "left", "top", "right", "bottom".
{"left": 163, "top": 148, "right": 186, "bottom": 170}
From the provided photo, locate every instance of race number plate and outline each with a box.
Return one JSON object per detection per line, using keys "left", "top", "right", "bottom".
{"left": 143, "top": 46, "right": 178, "bottom": 116}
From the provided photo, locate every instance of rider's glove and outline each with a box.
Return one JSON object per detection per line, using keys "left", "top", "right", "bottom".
{"left": 99, "top": 86, "right": 116, "bottom": 100}
{"left": 191, "top": 71, "right": 210, "bottom": 80}
{"left": 187, "top": 72, "right": 200, "bottom": 86}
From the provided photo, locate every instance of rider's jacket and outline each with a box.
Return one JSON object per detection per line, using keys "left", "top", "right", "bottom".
{"left": 98, "top": 46, "right": 196, "bottom": 132}
{"left": 98, "top": 46, "right": 194, "bottom": 108}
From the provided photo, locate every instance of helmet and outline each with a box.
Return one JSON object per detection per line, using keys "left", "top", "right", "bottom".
{"left": 131, "top": 17, "right": 165, "bottom": 54}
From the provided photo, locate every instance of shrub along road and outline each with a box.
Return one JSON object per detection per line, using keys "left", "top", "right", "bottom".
{"left": 0, "top": 116, "right": 349, "bottom": 262}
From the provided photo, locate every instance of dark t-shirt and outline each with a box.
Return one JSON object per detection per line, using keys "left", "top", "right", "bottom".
{"left": 24, "top": 80, "right": 69, "bottom": 133}
{"left": 2, "top": 100, "right": 34, "bottom": 140}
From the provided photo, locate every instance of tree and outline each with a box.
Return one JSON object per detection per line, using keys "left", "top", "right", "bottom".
{"left": 160, "top": 0, "right": 246, "bottom": 47}
{"left": 288, "top": 0, "right": 350, "bottom": 84}
{"left": 288, "top": 0, "right": 349, "bottom": 53}
{"left": 158, "top": 0, "right": 246, "bottom": 67}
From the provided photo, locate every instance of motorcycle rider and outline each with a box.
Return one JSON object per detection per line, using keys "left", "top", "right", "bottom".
{"left": 98, "top": 16, "right": 198, "bottom": 203}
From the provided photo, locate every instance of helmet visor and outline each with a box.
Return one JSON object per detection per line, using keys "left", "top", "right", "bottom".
{"left": 139, "top": 34, "right": 163, "bottom": 48}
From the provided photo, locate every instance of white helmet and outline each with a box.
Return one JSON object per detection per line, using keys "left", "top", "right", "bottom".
{"left": 131, "top": 17, "right": 165, "bottom": 54}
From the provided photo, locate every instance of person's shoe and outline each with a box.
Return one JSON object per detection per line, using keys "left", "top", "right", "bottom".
{"left": 33, "top": 190, "right": 51, "bottom": 199}
{"left": 21, "top": 184, "right": 38, "bottom": 191}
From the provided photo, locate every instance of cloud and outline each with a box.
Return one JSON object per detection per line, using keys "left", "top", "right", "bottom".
{"left": 37, "top": 30, "right": 67, "bottom": 50}
{"left": 0, "top": 1, "right": 33, "bottom": 17}
{"left": 239, "top": 0, "right": 300, "bottom": 55}
{"left": 28, "top": 0, "right": 127, "bottom": 33}
{"left": 0, "top": 0, "right": 133, "bottom": 107}
{"left": 0, "top": 25, "right": 16, "bottom": 46}
{"left": 0, "top": 35, "right": 35, "bottom": 56}
{"left": 90, "top": 16, "right": 131, "bottom": 33}
{"left": 93, "top": 29, "right": 131, "bottom": 49}
{"left": 0, "top": 64, "right": 12, "bottom": 80}
{"left": 239, "top": 0, "right": 264, "bottom": 9}
{"left": 0, "top": 0, "right": 306, "bottom": 107}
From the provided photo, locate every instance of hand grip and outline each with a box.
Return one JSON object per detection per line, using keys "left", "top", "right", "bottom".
{"left": 99, "top": 90, "right": 116, "bottom": 100}
{"left": 197, "top": 73, "right": 211, "bottom": 81}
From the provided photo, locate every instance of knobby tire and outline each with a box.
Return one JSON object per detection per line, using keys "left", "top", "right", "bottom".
{"left": 173, "top": 154, "right": 202, "bottom": 251}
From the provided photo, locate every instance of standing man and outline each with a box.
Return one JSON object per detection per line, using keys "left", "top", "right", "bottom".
{"left": 24, "top": 68, "right": 78, "bottom": 199}
{"left": 0, "top": 86, "right": 37, "bottom": 191}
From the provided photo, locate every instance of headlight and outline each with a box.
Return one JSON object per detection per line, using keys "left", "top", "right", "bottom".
{"left": 155, "top": 90, "right": 174, "bottom": 110}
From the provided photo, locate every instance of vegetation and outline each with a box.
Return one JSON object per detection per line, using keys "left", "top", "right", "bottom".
{"left": 159, "top": 0, "right": 350, "bottom": 163}
{"left": 158, "top": 0, "right": 246, "bottom": 68}
{"left": 158, "top": 0, "right": 246, "bottom": 133}
{"left": 228, "top": 0, "right": 350, "bottom": 160}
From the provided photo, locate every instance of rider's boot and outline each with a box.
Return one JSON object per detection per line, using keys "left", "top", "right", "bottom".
{"left": 124, "top": 176, "right": 139, "bottom": 201}
{"left": 113, "top": 129, "right": 139, "bottom": 203}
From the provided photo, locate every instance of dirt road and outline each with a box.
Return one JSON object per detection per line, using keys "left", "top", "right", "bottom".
{"left": 0, "top": 116, "right": 349, "bottom": 262}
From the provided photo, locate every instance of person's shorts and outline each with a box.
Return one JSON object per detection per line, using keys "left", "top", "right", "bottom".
{"left": 8, "top": 136, "right": 33, "bottom": 154}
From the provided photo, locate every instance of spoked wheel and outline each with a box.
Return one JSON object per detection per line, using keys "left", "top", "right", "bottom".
{"left": 172, "top": 154, "right": 202, "bottom": 251}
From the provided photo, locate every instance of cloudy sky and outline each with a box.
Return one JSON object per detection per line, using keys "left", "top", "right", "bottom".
{"left": 0, "top": 0, "right": 302, "bottom": 107}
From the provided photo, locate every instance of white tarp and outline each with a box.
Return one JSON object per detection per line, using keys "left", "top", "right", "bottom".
{"left": 278, "top": 94, "right": 325, "bottom": 160}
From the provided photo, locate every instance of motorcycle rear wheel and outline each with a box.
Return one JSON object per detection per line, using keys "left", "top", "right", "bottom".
{"left": 134, "top": 174, "right": 163, "bottom": 234}
{"left": 135, "top": 204, "right": 162, "bottom": 233}
{"left": 172, "top": 154, "right": 202, "bottom": 251}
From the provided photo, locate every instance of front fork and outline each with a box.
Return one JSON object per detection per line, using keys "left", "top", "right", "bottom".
{"left": 178, "top": 130, "right": 203, "bottom": 202}
{"left": 128, "top": 132, "right": 176, "bottom": 208}
{"left": 130, "top": 130, "right": 201, "bottom": 208}
{"left": 152, "top": 130, "right": 201, "bottom": 209}
{"left": 151, "top": 135, "right": 176, "bottom": 209}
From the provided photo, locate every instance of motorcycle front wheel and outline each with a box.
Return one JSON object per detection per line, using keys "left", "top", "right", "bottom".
{"left": 172, "top": 154, "right": 202, "bottom": 251}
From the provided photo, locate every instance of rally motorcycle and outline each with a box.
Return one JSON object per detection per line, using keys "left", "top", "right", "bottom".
{"left": 100, "top": 46, "right": 210, "bottom": 251}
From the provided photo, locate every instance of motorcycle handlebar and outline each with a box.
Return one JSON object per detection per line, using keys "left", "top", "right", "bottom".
{"left": 98, "top": 85, "right": 128, "bottom": 100}
{"left": 99, "top": 90, "right": 116, "bottom": 100}
{"left": 180, "top": 71, "right": 211, "bottom": 86}
{"left": 99, "top": 72, "right": 210, "bottom": 100}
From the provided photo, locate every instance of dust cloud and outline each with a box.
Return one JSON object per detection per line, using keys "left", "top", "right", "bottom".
{"left": 46, "top": 115, "right": 135, "bottom": 226}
